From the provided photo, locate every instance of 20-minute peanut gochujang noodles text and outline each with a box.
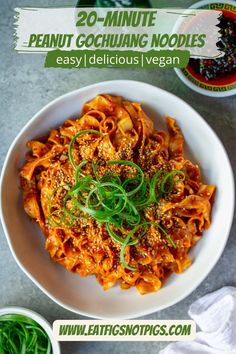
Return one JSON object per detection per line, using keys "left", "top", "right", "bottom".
{"left": 20, "top": 95, "right": 215, "bottom": 294}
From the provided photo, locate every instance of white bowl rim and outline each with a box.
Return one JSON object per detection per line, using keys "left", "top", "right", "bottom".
{"left": 174, "top": 0, "right": 236, "bottom": 98}
{"left": 0, "top": 80, "right": 235, "bottom": 319}
{"left": 0, "top": 306, "right": 60, "bottom": 353}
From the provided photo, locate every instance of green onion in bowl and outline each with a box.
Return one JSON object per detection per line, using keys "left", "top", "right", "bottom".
{"left": 0, "top": 307, "right": 60, "bottom": 354}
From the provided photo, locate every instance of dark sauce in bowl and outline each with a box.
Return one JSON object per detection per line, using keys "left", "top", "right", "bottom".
{"left": 189, "top": 15, "right": 236, "bottom": 80}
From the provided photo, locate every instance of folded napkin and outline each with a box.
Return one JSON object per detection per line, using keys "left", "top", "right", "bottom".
{"left": 160, "top": 287, "right": 236, "bottom": 354}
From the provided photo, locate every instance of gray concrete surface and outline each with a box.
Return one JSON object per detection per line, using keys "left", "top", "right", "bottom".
{"left": 0, "top": 0, "right": 235, "bottom": 353}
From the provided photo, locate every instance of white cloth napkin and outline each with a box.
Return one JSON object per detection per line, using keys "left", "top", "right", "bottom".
{"left": 160, "top": 287, "right": 236, "bottom": 354}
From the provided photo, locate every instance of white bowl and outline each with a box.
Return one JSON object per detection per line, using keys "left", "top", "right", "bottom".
{"left": 0, "top": 306, "right": 60, "bottom": 353}
{"left": 0, "top": 80, "right": 234, "bottom": 319}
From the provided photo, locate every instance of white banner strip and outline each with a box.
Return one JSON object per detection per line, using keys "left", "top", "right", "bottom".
{"left": 14, "top": 7, "right": 222, "bottom": 58}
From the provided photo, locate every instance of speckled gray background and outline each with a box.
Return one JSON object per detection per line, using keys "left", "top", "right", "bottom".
{"left": 0, "top": 0, "right": 235, "bottom": 353}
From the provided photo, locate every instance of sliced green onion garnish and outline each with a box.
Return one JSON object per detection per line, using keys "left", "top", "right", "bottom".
{"left": 69, "top": 129, "right": 103, "bottom": 170}
{"left": 120, "top": 233, "right": 137, "bottom": 271}
{"left": 92, "top": 161, "right": 99, "bottom": 181}
{"left": 75, "top": 160, "right": 89, "bottom": 180}
{"left": 0, "top": 314, "right": 52, "bottom": 354}
{"left": 107, "top": 160, "right": 145, "bottom": 196}
{"left": 156, "top": 223, "right": 177, "bottom": 249}
{"left": 119, "top": 222, "right": 176, "bottom": 270}
{"left": 160, "top": 170, "right": 185, "bottom": 194}
{"left": 48, "top": 128, "right": 183, "bottom": 270}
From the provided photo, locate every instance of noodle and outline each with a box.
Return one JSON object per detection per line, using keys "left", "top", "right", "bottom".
{"left": 20, "top": 95, "right": 215, "bottom": 294}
